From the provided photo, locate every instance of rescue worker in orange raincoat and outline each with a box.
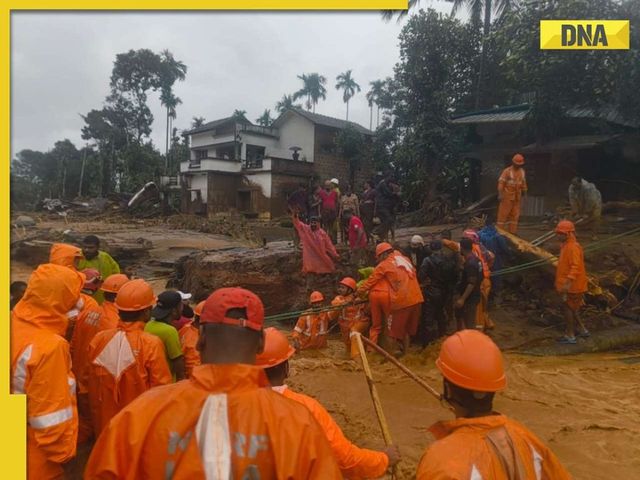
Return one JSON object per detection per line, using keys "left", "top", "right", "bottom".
{"left": 555, "top": 220, "right": 590, "bottom": 345}
{"left": 83, "top": 279, "right": 171, "bottom": 436}
{"left": 497, "top": 153, "right": 528, "bottom": 234}
{"left": 179, "top": 300, "right": 203, "bottom": 377}
{"left": 357, "top": 242, "right": 424, "bottom": 354}
{"left": 84, "top": 287, "right": 342, "bottom": 479}
{"left": 291, "top": 291, "right": 330, "bottom": 350}
{"left": 99, "top": 273, "right": 130, "bottom": 326}
{"left": 69, "top": 268, "right": 113, "bottom": 444}
{"left": 330, "top": 277, "right": 370, "bottom": 358}
{"left": 257, "top": 327, "right": 401, "bottom": 479}
{"left": 417, "top": 330, "right": 571, "bottom": 479}
{"left": 49, "top": 243, "right": 82, "bottom": 270}
{"left": 11, "top": 264, "right": 85, "bottom": 480}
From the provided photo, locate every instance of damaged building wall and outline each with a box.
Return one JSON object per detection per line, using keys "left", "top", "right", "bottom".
{"left": 206, "top": 172, "right": 242, "bottom": 216}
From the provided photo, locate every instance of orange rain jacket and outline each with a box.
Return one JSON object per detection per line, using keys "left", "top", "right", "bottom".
{"left": 357, "top": 250, "right": 423, "bottom": 311}
{"left": 292, "top": 309, "right": 330, "bottom": 350}
{"left": 84, "top": 321, "right": 172, "bottom": 436}
{"left": 330, "top": 294, "right": 370, "bottom": 358}
{"left": 84, "top": 364, "right": 342, "bottom": 479}
{"left": 178, "top": 322, "right": 201, "bottom": 378}
{"left": 555, "top": 234, "right": 588, "bottom": 294}
{"left": 498, "top": 166, "right": 527, "bottom": 202}
{"left": 274, "top": 385, "right": 388, "bottom": 479}
{"left": 49, "top": 243, "right": 82, "bottom": 269}
{"left": 100, "top": 300, "right": 120, "bottom": 328}
{"left": 11, "top": 264, "right": 84, "bottom": 480}
{"left": 417, "top": 414, "right": 571, "bottom": 479}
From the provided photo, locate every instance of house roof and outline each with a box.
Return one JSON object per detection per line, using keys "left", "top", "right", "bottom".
{"left": 273, "top": 108, "right": 375, "bottom": 136}
{"left": 522, "top": 134, "right": 622, "bottom": 152}
{"left": 185, "top": 116, "right": 250, "bottom": 135}
{"left": 451, "top": 104, "right": 638, "bottom": 128}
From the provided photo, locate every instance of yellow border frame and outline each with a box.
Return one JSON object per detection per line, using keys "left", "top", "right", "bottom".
{"left": 2, "top": 1, "right": 407, "bottom": 477}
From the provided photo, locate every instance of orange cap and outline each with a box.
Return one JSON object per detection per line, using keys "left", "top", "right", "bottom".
{"left": 375, "top": 242, "right": 393, "bottom": 257}
{"left": 555, "top": 219, "right": 575, "bottom": 234}
{"left": 101, "top": 274, "right": 130, "bottom": 294}
{"left": 255, "top": 327, "right": 295, "bottom": 368}
{"left": 339, "top": 277, "right": 357, "bottom": 291}
{"left": 200, "top": 287, "right": 264, "bottom": 332}
{"left": 512, "top": 153, "right": 525, "bottom": 165}
{"left": 194, "top": 300, "right": 206, "bottom": 316}
{"left": 310, "top": 291, "right": 324, "bottom": 303}
{"left": 115, "top": 279, "right": 156, "bottom": 312}
{"left": 436, "top": 330, "right": 506, "bottom": 392}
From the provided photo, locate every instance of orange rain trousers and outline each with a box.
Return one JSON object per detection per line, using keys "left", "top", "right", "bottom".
{"left": 497, "top": 166, "right": 527, "bottom": 234}
{"left": 84, "top": 364, "right": 342, "bottom": 479}
{"left": 388, "top": 303, "right": 421, "bottom": 340}
{"left": 417, "top": 414, "right": 571, "bottom": 479}
{"left": 330, "top": 294, "right": 371, "bottom": 358}
{"left": 84, "top": 321, "right": 171, "bottom": 436}
{"left": 278, "top": 386, "right": 388, "bottom": 479}
{"left": 11, "top": 264, "right": 85, "bottom": 480}
{"left": 368, "top": 289, "right": 391, "bottom": 345}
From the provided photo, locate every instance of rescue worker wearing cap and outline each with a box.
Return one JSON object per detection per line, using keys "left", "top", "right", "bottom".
{"left": 330, "top": 277, "right": 370, "bottom": 359}
{"left": 417, "top": 330, "right": 571, "bottom": 479}
{"left": 84, "top": 287, "right": 342, "bottom": 478}
{"left": 83, "top": 279, "right": 171, "bottom": 436}
{"left": 497, "top": 153, "right": 528, "bottom": 234}
{"left": 292, "top": 291, "right": 330, "bottom": 350}
{"left": 180, "top": 300, "right": 204, "bottom": 378}
{"left": 69, "top": 268, "right": 112, "bottom": 444}
{"left": 11, "top": 264, "right": 85, "bottom": 479}
{"left": 555, "top": 220, "right": 590, "bottom": 345}
{"left": 257, "top": 327, "right": 401, "bottom": 479}
{"left": 100, "top": 273, "right": 130, "bottom": 326}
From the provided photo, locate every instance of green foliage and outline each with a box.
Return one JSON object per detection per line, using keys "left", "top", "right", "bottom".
{"left": 335, "top": 126, "right": 369, "bottom": 185}
{"left": 335, "top": 70, "right": 361, "bottom": 120}
{"left": 256, "top": 109, "right": 274, "bottom": 126}
{"left": 275, "top": 94, "right": 301, "bottom": 114}
{"left": 293, "top": 73, "right": 327, "bottom": 113}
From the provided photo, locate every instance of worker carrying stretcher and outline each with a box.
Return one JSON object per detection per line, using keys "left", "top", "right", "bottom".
{"left": 329, "top": 277, "right": 371, "bottom": 359}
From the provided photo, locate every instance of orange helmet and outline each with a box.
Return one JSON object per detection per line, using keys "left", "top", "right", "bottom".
{"left": 339, "top": 277, "right": 357, "bottom": 291}
{"left": 375, "top": 242, "right": 393, "bottom": 258}
{"left": 115, "top": 279, "right": 156, "bottom": 312}
{"left": 555, "top": 219, "right": 575, "bottom": 234}
{"left": 436, "top": 330, "right": 506, "bottom": 392}
{"left": 255, "top": 327, "right": 296, "bottom": 369}
{"left": 81, "top": 269, "right": 102, "bottom": 292}
{"left": 194, "top": 300, "right": 206, "bottom": 316}
{"left": 101, "top": 273, "right": 130, "bottom": 294}
{"left": 310, "top": 291, "right": 324, "bottom": 303}
{"left": 512, "top": 153, "right": 525, "bottom": 165}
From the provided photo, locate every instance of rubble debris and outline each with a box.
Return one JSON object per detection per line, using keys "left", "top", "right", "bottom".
{"left": 13, "top": 215, "right": 36, "bottom": 228}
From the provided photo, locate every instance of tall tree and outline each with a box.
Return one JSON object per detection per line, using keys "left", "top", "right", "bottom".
{"left": 366, "top": 80, "right": 385, "bottom": 129}
{"left": 293, "top": 73, "right": 327, "bottom": 113}
{"left": 335, "top": 70, "right": 361, "bottom": 121}
{"left": 191, "top": 116, "right": 206, "bottom": 128}
{"left": 232, "top": 109, "right": 249, "bottom": 121}
{"left": 158, "top": 49, "right": 187, "bottom": 164}
{"left": 275, "top": 94, "right": 301, "bottom": 114}
{"left": 256, "top": 109, "right": 274, "bottom": 126}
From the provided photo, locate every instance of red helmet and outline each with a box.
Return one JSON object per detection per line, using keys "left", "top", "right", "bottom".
{"left": 339, "top": 277, "right": 357, "bottom": 291}
{"left": 115, "top": 279, "right": 156, "bottom": 311}
{"left": 255, "top": 327, "right": 295, "bottom": 369}
{"left": 200, "top": 287, "right": 265, "bottom": 332}
{"left": 436, "top": 330, "right": 506, "bottom": 392}
{"left": 512, "top": 153, "right": 525, "bottom": 165}
{"left": 81, "top": 268, "right": 102, "bottom": 292}
{"left": 101, "top": 273, "right": 130, "bottom": 294}
{"left": 375, "top": 242, "right": 393, "bottom": 258}
{"left": 310, "top": 291, "right": 324, "bottom": 303}
{"left": 555, "top": 220, "right": 575, "bottom": 234}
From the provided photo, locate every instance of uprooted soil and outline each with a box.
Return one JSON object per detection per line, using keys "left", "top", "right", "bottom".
{"left": 10, "top": 214, "right": 640, "bottom": 479}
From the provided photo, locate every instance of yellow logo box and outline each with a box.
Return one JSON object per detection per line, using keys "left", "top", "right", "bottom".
{"left": 540, "top": 20, "right": 629, "bottom": 50}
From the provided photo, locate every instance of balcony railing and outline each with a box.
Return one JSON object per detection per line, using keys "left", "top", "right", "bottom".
{"left": 243, "top": 157, "right": 264, "bottom": 169}
{"left": 239, "top": 124, "right": 279, "bottom": 138}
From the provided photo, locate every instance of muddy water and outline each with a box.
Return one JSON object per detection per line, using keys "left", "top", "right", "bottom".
{"left": 289, "top": 338, "right": 640, "bottom": 479}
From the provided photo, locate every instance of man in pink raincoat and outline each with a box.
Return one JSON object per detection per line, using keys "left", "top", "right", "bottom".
{"left": 292, "top": 213, "right": 339, "bottom": 274}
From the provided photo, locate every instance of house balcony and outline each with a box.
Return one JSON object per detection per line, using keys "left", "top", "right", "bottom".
{"left": 181, "top": 157, "right": 242, "bottom": 174}
{"left": 239, "top": 124, "right": 279, "bottom": 138}
{"left": 242, "top": 156, "right": 314, "bottom": 176}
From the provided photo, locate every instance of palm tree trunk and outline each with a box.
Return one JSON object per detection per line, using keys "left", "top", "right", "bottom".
{"left": 165, "top": 106, "right": 170, "bottom": 171}
{"left": 474, "top": 0, "right": 492, "bottom": 109}
{"left": 369, "top": 105, "right": 373, "bottom": 130}
{"left": 346, "top": 101, "right": 349, "bottom": 121}
{"left": 376, "top": 105, "right": 380, "bottom": 128}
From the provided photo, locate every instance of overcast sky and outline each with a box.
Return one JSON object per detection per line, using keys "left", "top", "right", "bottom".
{"left": 11, "top": 4, "right": 454, "bottom": 156}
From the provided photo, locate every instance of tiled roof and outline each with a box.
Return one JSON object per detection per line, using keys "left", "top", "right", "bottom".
{"left": 275, "top": 108, "right": 374, "bottom": 135}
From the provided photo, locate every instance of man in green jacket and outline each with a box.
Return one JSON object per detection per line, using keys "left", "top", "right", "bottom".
{"left": 78, "top": 235, "right": 120, "bottom": 304}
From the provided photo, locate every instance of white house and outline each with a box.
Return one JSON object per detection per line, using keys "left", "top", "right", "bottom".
{"left": 180, "top": 108, "right": 374, "bottom": 219}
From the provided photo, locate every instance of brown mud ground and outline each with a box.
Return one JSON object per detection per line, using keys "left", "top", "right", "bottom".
{"left": 11, "top": 215, "right": 640, "bottom": 479}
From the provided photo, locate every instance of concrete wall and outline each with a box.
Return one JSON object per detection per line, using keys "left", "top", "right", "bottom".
{"left": 207, "top": 172, "right": 242, "bottom": 215}
{"left": 180, "top": 158, "right": 241, "bottom": 174}
{"left": 276, "top": 113, "right": 315, "bottom": 162}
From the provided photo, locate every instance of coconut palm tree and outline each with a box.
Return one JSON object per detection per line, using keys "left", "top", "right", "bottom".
{"left": 159, "top": 50, "right": 187, "bottom": 163}
{"left": 367, "top": 80, "right": 385, "bottom": 129}
{"left": 191, "top": 116, "right": 206, "bottom": 128}
{"left": 232, "top": 109, "right": 248, "bottom": 121}
{"left": 256, "top": 109, "right": 274, "bottom": 127}
{"left": 293, "top": 73, "right": 327, "bottom": 113}
{"left": 275, "top": 94, "right": 301, "bottom": 114}
{"left": 335, "top": 70, "right": 361, "bottom": 121}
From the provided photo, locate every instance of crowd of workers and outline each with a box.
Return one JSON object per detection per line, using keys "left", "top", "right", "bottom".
{"left": 9, "top": 152, "right": 595, "bottom": 479}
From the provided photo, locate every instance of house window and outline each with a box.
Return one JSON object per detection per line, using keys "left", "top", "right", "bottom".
{"left": 195, "top": 149, "right": 208, "bottom": 160}
{"left": 217, "top": 145, "right": 235, "bottom": 160}
{"left": 245, "top": 145, "right": 266, "bottom": 169}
